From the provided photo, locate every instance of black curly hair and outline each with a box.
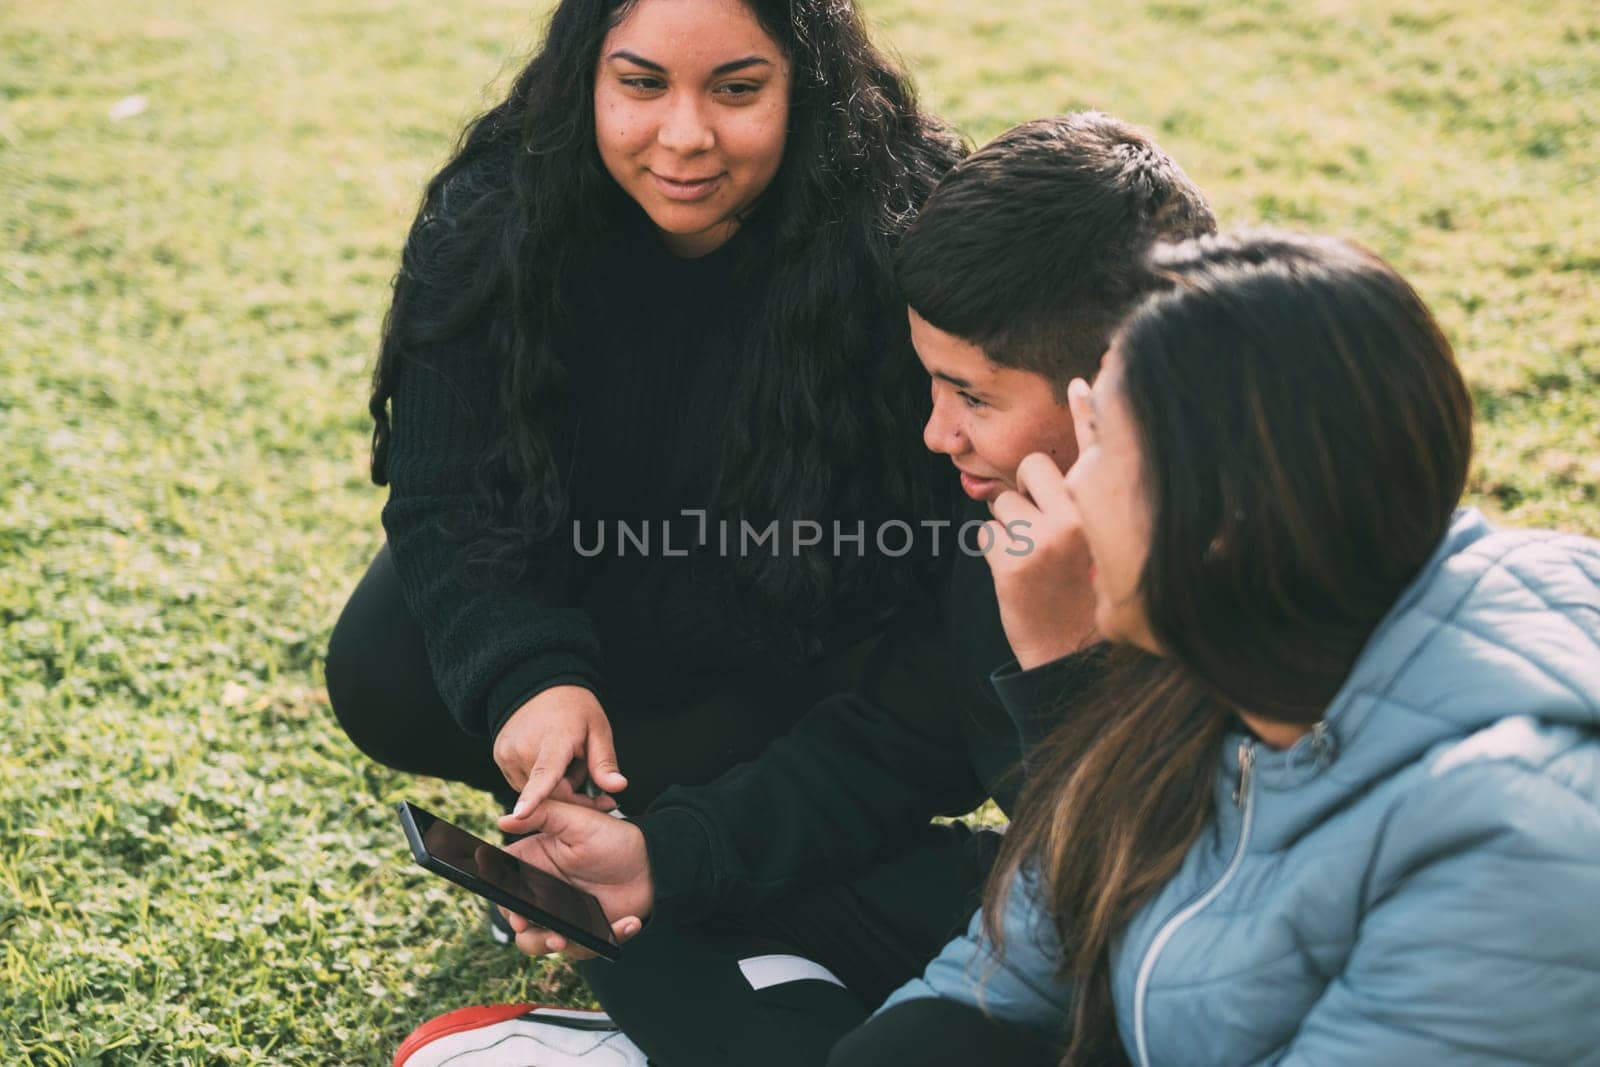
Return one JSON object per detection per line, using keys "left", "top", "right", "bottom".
{"left": 369, "top": 0, "right": 966, "bottom": 645}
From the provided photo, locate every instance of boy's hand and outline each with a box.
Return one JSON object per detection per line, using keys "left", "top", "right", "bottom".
{"left": 499, "top": 800, "right": 654, "bottom": 960}
{"left": 500, "top": 907, "right": 644, "bottom": 962}
{"left": 494, "top": 686, "right": 628, "bottom": 831}
{"left": 984, "top": 452, "right": 1099, "bottom": 669}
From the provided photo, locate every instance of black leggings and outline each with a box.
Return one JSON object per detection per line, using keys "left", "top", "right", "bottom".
{"left": 324, "top": 545, "right": 871, "bottom": 810}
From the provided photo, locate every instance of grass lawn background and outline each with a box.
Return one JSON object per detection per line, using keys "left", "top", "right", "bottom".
{"left": 1, "top": 0, "right": 1594, "bottom": 1062}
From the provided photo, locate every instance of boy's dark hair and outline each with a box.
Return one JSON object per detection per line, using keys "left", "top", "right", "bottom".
{"left": 896, "top": 112, "right": 1215, "bottom": 394}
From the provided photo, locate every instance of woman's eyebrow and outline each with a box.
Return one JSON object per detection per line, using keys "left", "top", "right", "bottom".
{"left": 606, "top": 51, "right": 772, "bottom": 76}
{"left": 711, "top": 56, "right": 771, "bottom": 75}
{"left": 607, "top": 50, "right": 666, "bottom": 71}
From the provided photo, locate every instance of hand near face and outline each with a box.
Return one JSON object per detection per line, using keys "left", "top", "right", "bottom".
{"left": 1062, "top": 367, "right": 1160, "bottom": 652}
{"left": 984, "top": 451, "right": 1099, "bottom": 669}
{"left": 499, "top": 800, "right": 654, "bottom": 961}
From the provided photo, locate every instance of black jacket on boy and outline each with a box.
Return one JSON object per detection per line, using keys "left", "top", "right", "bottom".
{"left": 632, "top": 521, "right": 1106, "bottom": 925}
{"left": 575, "top": 531, "right": 1104, "bottom": 1067}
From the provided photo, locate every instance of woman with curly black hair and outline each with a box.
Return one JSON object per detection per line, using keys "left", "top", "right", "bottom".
{"left": 326, "top": 0, "right": 965, "bottom": 963}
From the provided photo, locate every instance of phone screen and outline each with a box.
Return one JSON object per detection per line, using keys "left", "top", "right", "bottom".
{"left": 397, "top": 802, "right": 619, "bottom": 959}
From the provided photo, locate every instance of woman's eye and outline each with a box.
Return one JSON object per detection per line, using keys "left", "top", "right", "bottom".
{"left": 959, "top": 392, "right": 986, "bottom": 410}
{"left": 620, "top": 76, "right": 665, "bottom": 92}
{"left": 716, "top": 81, "right": 761, "bottom": 99}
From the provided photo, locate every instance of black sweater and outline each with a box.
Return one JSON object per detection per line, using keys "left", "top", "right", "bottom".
{"left": 634, "top": 525, "right": 1106, "bottom": 925}
{"left": 380, "top": 173, "right": 907, "bottom": 739}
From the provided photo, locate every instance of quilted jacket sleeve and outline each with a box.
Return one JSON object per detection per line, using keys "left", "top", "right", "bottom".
{"left": 1273, "top": 739, "right": 1600, "bottom": 1066}
{"left": 878, "top": 870, "right": 1072, "bottom": 1038}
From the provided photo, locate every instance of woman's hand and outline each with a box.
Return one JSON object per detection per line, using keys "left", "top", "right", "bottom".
{"left": 494, "top": 685, "right": 628, "bottom": 831}
{"left": 498, "top": 800, "right": 655, "bottom": 960}
{"left": 984, "top": 452, "right": 1099, "bottom": 669}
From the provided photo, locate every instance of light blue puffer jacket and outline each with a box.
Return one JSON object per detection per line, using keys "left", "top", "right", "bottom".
{"left": 884, "top": 510, "right": 1600, "bottom": 1065}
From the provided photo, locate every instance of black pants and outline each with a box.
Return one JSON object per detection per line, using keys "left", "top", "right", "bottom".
{"left": 324, "top": 546, "right": 871, "bottom": 811}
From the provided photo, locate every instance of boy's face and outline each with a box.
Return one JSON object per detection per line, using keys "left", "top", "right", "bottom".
{"left": 909, "top": 308, "right": 1079, "bottom": 502}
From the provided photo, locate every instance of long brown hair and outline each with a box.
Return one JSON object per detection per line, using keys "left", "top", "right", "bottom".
{"left": 985, "top": 231, "right": 1474, "bottom": 1063}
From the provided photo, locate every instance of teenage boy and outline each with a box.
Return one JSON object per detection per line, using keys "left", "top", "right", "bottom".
{"left": 393, "top": 112, "right": 1215, "bottom": 1067}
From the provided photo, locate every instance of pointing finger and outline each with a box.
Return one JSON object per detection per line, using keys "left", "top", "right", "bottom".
{"left": 511, "top": 745, "right": 570, "bottom": 821}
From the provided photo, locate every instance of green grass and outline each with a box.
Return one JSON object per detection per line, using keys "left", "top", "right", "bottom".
{"left": 1, "top": 0, "right": 1595, "bottom": 1062}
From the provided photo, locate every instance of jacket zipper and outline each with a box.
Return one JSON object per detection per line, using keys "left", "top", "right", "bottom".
{"left": 1132, "top": 741, "right": 1257, "bottom": 1067}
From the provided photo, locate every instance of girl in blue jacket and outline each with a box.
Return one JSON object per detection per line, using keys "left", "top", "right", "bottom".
{"left": 842, "top": 230, "right": 1600, "bottom": 1066}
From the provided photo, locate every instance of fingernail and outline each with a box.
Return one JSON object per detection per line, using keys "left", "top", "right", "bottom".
{"left": 512, "top": 801, "right": 529, "bottom": 819}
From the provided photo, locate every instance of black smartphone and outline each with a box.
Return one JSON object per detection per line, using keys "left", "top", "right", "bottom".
{"left": 396, "top": 801, "right": 621, "bottom": 961}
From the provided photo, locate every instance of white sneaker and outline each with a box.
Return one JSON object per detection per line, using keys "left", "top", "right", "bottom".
{"left": 394, "top": 1004, "right": 648, "bottom": 1067}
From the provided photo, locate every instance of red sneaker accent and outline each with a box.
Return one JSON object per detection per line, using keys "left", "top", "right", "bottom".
{"left": 393, "top": 1003, "right": 541, "bottom": 1066}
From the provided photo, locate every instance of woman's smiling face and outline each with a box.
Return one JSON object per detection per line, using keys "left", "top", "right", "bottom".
{"left": 593, "top": 0, "right": 792, "bottom": 258}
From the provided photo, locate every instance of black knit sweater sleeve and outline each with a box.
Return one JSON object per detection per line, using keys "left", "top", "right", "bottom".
{"left": 378, "top": 169, "right": 602, "bottom": 739}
